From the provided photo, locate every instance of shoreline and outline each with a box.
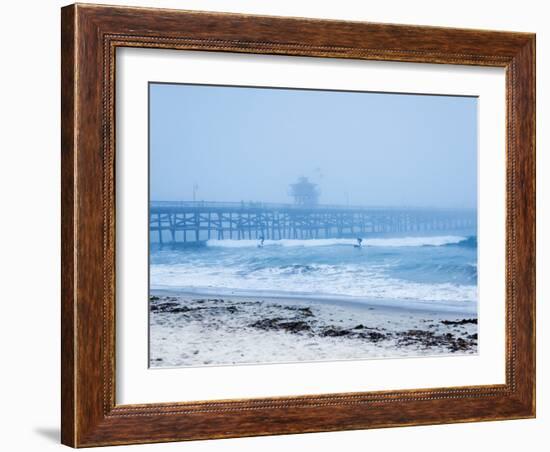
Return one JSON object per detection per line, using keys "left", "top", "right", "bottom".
{"left": 149, "top": 290, "right": 478, "bottom": 368}
{"left": 150, "top": 287, "right": 477, "bottom": 316}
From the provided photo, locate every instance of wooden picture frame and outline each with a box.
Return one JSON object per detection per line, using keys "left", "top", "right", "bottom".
{"left": 61, "top": 3, "right": 535, "bottom": 447}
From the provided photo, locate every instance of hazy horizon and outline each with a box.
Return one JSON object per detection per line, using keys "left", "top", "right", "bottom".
{"left": 149, "top": 83, "right": 478, "bottom": 209}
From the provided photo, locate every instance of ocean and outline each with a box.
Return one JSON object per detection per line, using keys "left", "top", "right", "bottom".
{"left": 149, "top": 229, "right": 477, "bottom": 314}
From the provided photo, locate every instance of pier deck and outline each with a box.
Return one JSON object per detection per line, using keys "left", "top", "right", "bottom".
{"left": 149, "top": 201, "right": 476, "bottom": 244}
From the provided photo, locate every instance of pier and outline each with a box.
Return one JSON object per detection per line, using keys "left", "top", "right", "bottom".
{"left": 149, "top": 201, "right": 477, "bottom": 244}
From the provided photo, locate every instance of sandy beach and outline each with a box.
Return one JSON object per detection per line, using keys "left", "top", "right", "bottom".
{"left": 149, "top": 290, "right": 478, "bottom": 368}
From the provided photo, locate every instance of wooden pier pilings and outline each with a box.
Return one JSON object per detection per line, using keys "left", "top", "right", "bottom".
{"left": 149, "top": 201, "right": 477, "bottom": 244}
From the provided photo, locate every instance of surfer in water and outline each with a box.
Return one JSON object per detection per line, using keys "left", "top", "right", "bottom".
{"left": 258, "top": 235, "right": 265, "bottom": 248}
{"left": 353, "top": 237, "right": 363, "bottom": 249}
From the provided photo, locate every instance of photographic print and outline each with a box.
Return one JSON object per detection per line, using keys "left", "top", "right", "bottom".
{"left": 148, "top": 83, "right": 478, "bottom": 368}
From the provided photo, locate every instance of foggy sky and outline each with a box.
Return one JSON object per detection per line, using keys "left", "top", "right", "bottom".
{"left": 149, "top": 83, "right": 477, "bottom": 208}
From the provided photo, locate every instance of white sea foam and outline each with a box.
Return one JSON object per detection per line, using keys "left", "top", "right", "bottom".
{"left": 150, "top": 262, "right": 477, "bottom": 305}
{"left": 205, "top": 236, "right": 467, "bottom": 249}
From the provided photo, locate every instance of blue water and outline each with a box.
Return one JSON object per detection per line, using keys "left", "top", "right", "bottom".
{"left": 150, "top": 229, "right": 478, "bottom": 312}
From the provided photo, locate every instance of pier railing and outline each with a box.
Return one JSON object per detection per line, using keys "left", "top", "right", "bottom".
{"left": 149, "top": 201, "right": 477, "bottom": 244}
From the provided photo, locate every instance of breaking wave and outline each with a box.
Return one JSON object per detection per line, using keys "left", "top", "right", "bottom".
{"left": 205, "top": 235, "right": 471, "bottom": 249}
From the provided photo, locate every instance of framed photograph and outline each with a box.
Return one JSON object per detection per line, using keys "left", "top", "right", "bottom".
{"left": 61, "top": 3, "right": 536, "bottom": 447}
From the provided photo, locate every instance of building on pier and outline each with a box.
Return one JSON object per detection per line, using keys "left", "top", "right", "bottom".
{"left": 289, "top": 177, "right": 319, "bottom": 207}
